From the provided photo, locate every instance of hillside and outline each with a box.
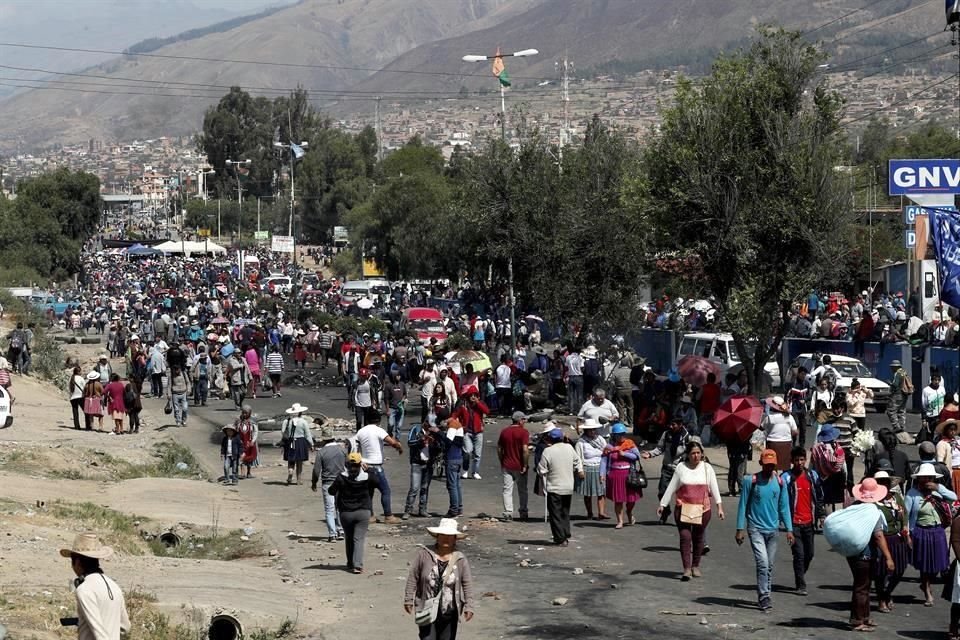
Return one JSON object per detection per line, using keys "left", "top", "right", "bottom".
{"left": 0, "top": 0, "right": 949, "bottom": 148}
{"left": 0, "top": 0, "right": 541, "bottom": 148}
{"left": 353, "top": 0, "right": 944, "bottom": 95}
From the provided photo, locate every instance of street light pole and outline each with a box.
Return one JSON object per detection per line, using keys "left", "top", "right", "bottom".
{"left": 225, "top": 159, "right": 251, "bottom": 245}
{"left": 462, "top": 47, "right": 538, "bottom": 354}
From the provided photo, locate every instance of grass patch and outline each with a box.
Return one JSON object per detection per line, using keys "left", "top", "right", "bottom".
{"left": 149, "top": 530, "right": 265, "bottom": 561}
{"left": 49, "top": 500, "right": 146, "bottom": 556}
{"left": 248, "top": 619, "right": 297, "bottom": 640}
{"left": 2, "top": 441, "right": 206, "bottom": 482}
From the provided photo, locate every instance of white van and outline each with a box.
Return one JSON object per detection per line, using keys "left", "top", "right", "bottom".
{"left": 340, "top": 279, "right": 391, "bottom": 303}
{"left": 677, "top": 332, "right": 781, "bottom": 388}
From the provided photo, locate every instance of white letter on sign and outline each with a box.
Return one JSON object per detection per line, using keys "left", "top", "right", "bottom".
{"left": 894, "top": 167, "right": 916, "bottom": 189}
{"left": 919, "top": 167, "right": 940, "bottom": 189}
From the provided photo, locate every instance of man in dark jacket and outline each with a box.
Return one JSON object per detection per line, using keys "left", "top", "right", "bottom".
{"left": 782, "top": 447, "right": 822, "bottom": 595}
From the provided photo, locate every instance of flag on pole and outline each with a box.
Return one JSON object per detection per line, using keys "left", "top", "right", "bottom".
{"left": 929, "top": 207, "right": 960, "bottom": 308}
{"left": 492, "top": 48, "right": 511, "bottom": 87}
{"left": 290, "top": 143, "right": 305, "bottom": 159}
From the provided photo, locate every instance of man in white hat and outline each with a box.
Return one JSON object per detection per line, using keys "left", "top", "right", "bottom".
{"left": 61, "top": 532, "right": 130, "bottom": 640}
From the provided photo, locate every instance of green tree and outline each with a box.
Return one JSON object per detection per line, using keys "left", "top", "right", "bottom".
{"left": 0, "top": 168, "right": 102, "bottom": 278}
{"left": 627, "top": 28, "right": 852, "bottom": 392}
{"left": 345, "top": 139, "right": 452, "bottom": 279}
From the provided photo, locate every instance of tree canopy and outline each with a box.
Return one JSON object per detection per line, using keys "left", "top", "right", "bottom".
{"left": 627, "top": 28, "right": 852, "bottom": 390}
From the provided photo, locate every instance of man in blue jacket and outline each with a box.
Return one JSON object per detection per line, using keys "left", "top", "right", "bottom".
{"left": 736, "top": 449, "right": 795, "bottom": 612}
{"left": 782, "top": 446, "right": 822, "bottom": 596}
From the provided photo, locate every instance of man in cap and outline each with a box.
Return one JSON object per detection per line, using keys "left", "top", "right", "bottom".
{"left": 886, "top": 360, "right": 911, "bottom": 432}
{"left": 537, "top": 427, "right": 582, "bottom": 546}
{"left": 61, "top": 532, "right": 130, "bottom": 640}
{"left": 498, "top": 411, "right": 531, "bottom": 521}
{"left": 735, "top": 449, "right": 794, "bottom": 612}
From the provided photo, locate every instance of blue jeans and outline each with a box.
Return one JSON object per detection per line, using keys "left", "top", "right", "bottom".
{"left": 568, "top": 375, "right": 584, "bottom": 413}
{"left": 366, "top": 464, "right": 393, "bottom": 517}
{"left": 171, "top": 392, "right": 188, "bottom": 425}
{"left": 404, "top": 463, "right": 432, "bottom": 514}
{"left": 222, "top": 455, "right": 238, "bottom": 483}
{"left": 748, "top": 529, "right": 779, "bottom": 603}
{"left": 445, "top": 460, "right": 463, "bottom": 515}
{"left": 194, "top": 377, "right": 208, "bottom": 405}
{"left": 463, "top": 432, "right": 484, "bottom": 475}
{"left": 387, "top": 405, "right": 405, "bottom": 440}
{"left": 321, "top": 480, "right": 342, "bottom": 537}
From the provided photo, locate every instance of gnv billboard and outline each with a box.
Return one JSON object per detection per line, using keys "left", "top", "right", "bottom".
{"left": 889, "top": 159, "right": 960, "bottom": 195}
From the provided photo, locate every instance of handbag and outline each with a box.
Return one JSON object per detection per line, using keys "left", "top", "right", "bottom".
{"left": 626, "top": 459, "right": 647, "bottom": 490}
{"left": 83, "top": 396, "right": 103, "bottom": 416}
{"left": 414, "top": 552, "right": 461, "bottom": 626}
{"left": 163, "top": 398, "right": 173, "bottom": 415}
{"left": 680, "top": 502, "right": 705, "bottom": 525}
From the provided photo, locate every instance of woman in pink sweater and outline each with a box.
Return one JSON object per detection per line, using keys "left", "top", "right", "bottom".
{"left": 243, "top": 344, "right": 261, "bottom": 399}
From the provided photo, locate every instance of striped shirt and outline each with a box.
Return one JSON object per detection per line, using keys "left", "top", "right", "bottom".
{"left": 265, "top": 352, "right": 285, "bottom": 374}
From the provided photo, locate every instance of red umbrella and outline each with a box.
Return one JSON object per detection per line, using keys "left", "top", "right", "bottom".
{"left": 712, "top": 394, "right": 763, "bottom": 444}
{"left": 677, "top": 355, "right": 721, "bottom": 387}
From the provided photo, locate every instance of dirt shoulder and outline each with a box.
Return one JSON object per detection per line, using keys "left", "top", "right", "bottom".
{"left": 0, "top": 334, "right": 324, "bottom": 639}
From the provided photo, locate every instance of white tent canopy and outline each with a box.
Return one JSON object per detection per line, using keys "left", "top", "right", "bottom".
{"left": 153, "top": 240, "right": 227, "bottom": 256}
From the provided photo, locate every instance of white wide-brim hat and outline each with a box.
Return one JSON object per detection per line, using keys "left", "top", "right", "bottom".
{"left": 285, "top": 403, "right": 309, "bottom": 415}
{"left": 914, "top": 462, "right": 943, "bottom": 479}
{"left": 427, "top": 518, "right": 466, "bottom": 538}
{"left": 86, "top": 371, "right": 101, "bottom": 380}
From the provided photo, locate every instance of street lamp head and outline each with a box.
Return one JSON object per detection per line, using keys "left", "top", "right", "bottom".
{"left": 512, "top": 48, "right": 539, "bottom": 57}
{"left": 462, "top": 54, "right": 487, "bottom": 62}
{"left": 300, "top": 141, "right": 308, "bottom": 148}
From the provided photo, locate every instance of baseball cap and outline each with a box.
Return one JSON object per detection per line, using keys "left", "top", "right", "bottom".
{"left": 511, "top": 410, "right": 528, "bottom": 422}
{"left": 760, "top": 449, "right": 778, "bottom": 465}
{"left": 549, "top": 428, "right": 563, "bottom": 440}
{"left": 346, "top": 452, "right": 362, "bottom": 465}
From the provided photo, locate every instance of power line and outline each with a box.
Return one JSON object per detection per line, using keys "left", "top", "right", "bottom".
{"left": 842, "top": 73, "right": 959, "bottom": 128}
{"left": 826, "top": 30, "right": 943, "bottom": 73}
{"left": 802, "top": 0, "right": 893, "bottom": 37}
{"left": 822, "top": 0, "right": 938, "bottom": 45}
{"left": 0, "top": 41, "right": 556, "bottom": 82}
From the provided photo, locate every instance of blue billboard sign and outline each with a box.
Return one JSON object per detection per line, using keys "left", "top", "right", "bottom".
{"left": 889, "top": 159, "right": 960, "bottom": 195}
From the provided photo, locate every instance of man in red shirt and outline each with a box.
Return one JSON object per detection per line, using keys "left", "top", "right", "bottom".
{"left": 783, "top": 446, "right": 821, "bottom": 596}
{"left": 497, "top": 411, "right": 530, "bottom": 521}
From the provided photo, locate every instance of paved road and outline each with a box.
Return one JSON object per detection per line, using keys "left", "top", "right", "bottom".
{"left": 148, "top": 361, "right": 952, "bottom": 640}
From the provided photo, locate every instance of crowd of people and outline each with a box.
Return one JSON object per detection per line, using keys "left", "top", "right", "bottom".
{"left": 42, "top": 239, "right": 960, "bottom": 639}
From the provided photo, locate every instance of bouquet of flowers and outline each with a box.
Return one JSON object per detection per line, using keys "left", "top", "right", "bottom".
{"left": 850, "top": 429, "right": 876, "bottom": 458}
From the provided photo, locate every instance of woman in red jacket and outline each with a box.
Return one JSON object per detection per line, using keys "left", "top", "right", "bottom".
{"left": 452, "top": 386, "right": 490, "bottom": 480}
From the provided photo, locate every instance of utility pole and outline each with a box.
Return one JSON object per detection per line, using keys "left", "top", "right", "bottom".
{"left": 376, "top": 96, "right": 384, "bottom": 163}
{"left": 257, "top": 196, "right": 261, "bottom": 233}
{"left": 225, "top": 159, "right": 251, "bottom": 245}
{"left": 557, "top": 54, "right": 573, "bottom": 167}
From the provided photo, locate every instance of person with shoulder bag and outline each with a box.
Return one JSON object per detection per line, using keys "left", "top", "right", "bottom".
{"left": 658, "top": 438, "right": 723, "bottom": 580}
{"left": 404, "top": 518, "right": 475, "bottom": 639}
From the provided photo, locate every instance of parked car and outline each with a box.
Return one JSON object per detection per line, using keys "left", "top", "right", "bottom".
{"left": 263, "top": 275, "right": 293, "bottom": 296}
{"left": 786, "top": 353, "right": 890, "bottom": 413}
{"left": 677, "top": 332, "right": 781, "bottom": 389}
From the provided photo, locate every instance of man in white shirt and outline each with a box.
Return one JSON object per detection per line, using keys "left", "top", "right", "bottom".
{"left": 565, "top": 348, "right": 585, "bottom": 413}
{"left": 578, "top": 388, "right": 620, "bottom": 435}
{"left": 438, "top": 367, "right": 458, "bottom": 406}
{"left": 355, "top": 419, "right": 404, "bottom": 524}
{"left": 61, "top": 533, "right": 130, "bottom": 640}
{"left": 419, "top": 360, "right": 438, "bottom": 420}
{"left": 495, "top": 356, "right": 514, "bottom": 416}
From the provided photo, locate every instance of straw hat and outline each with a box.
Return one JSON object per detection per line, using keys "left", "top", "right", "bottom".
{"left": 427, "top": 518, "right": 466, "bottom": 538}
{"left": 59, "top": 532, "right": 114, "bottom": 560}
{"left": 86, "top": 371, "right": 101, "bottom": 381}
{"left": 873, "top": 470, "right": 901, "bottom": 486}
{"left": 285, "top": 403, "right": 309, "bottom": 415}
{"left": 936, "top": 418, "right": 960, "bottom": 435}
{"left": 540, "top": 421, "right": 558, "bottom": 434}
{"left": 221, "top": 424, "right": 237, "bottom": 433}
{"left": 765, "top": 395, "right": 788, "bottom": 412}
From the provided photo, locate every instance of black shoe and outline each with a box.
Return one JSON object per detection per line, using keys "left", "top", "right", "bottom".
{"left": 701, "top": 545, "right": 711, "bottom": 556}
{"left": 759, "top": 598, "right": 772, "bottom": 612}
